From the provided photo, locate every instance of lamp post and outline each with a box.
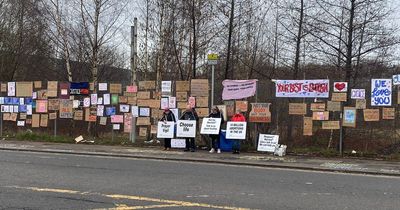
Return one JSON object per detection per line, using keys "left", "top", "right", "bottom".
{"left": 207, "top": 53, "right": 218, "bottom": 109}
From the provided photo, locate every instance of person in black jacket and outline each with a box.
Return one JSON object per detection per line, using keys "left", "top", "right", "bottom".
{"left": 160, "top": 108, "right": 176, "bottom": 150}
{"left": 180, "top": 105, "right": 199, "bottom": 152}
{"left": 208, "top": 106, "right": 224, "bottom": 153}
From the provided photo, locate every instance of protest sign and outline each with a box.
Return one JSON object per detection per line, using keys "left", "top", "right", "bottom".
{"left": 124, "top": 113, "right": 132, "bottom": 133}
{"left": 249, "top": 103, "right": 271, "bottom": 123}
{"left": 127, "top": 96, "right": 137, "bottom": 105}
{"left": 36, "top": 100, "right": 48, "bottom": 113}
{"left": 111, "top": 115, "right": 124, "bottom": 123}
{"left": 126, "top": 85, "right": 137, "bottom": 93}
{"left": 32, "top": 114, "right": 40, "bottom": 128}
{"left": 222, "top": 80, "right": 257, "bottom": 100}
{"left": 275, "top": 80, "right": 329, "bottom": 98}
{"left": 97, "top": 105, "right": 104, "bottom": 116}
{"left": 196, "top": 108, "right": 209, "bottom": 118}
{"left": 191, "top": 79, "right": 209, "bottom": 97}
{"left": 139, "top": 81, "right": 156, "bottom": 90}
{"left": 288, "top": 103, "right": 307, "bottom": 115}
{"left": 47, "top": 81, "right": 58, "bottom": 97}
{"left": 356, "top": 99, "right": 366, "bottom": 109}
{"left": 103, "top": 94, "right": 111, "bottom": 105}
{"left": 393, "top": 74, "right": 400, "bottom": 85}
{"left": 343, "top": 107, "right": 356, "bottom": 127}
{"left": 131, "top": 106, "right": 139, "bottom": 117}
{"left": 188, "top": 97, "right": 196, "bottom": 108}
{"left": 310, "top": 103, "right": 325, "bottom": 111}
{"left": 73, "top": 110, "right": 83, "bottom": 121}
{"left": 161, "top": 81, "right": 172, "bottom": 96}
{"left": 382, "top": 108, "right": 395, "bottom": 120}
{"left": 59, "top": 82, "right": 70, "bottom": 99}
{"left": 371, "top": 79, "right": 392, "bottom": 106}
{"left": 69, "top": 82, "right": 89, "bottom": 95}
{"left": 16, "top": 82, "right": 33, "bottom": 97}
{"left": 226, "top": 122, "right": 247, "bottom": 139}
{"left": 139, "top": 107, "right": 150, "bottom": 117}
{"left": 160, "top": 97, "right": 169, "bottom": 109}
{"left": 196, "top": 97, "right": 208, "bottom": 108}
{"left": 49, "top": 112, "right": 57, "bottom": 120}
{"left": 99, "top": 117, "right": 107, "bottom": 125}
{"left": 333, "top": 82, "right": 348, "bottom": 92}
{"left": 137, "top": 91, "right": 151, "bottom": 99}
{"left": 176, "top": 81, "right": 190, "bottom": 92}
{"left": 1, "top": 83, "right": 6, "bottom": 92}
{"left": 157, "top": 121, "right": 175, "bottom": 138}
{"left": 119, "top": 96, "right": 128, "bottom": 104}
{"left": 90, "top": 94, "right": 98, "bottom": 105}
{"left": 113, "top": 124, "right": 120, "bottom": 130}
{"left": 83, "top": 97, "right": 90, "bottom": 107}
{"left": 303, "top": 117, "right": 313, "bottom": 136}
{"left": 139, "top": 127, "right": 148, "bottom": 137}
{"left": 363, "top": 109, "right": 380, "bottom": 121}
{"left": 235, "top": 101, "right": 248, "bottom": 112}
{"left": 111, "top": 94, "right": 119, "bottom": 105}
{"left": 34, "top": 81, "right": 42, "bottom": 89}
{"left": 84, "top": 107, "right": 97, "bottom": 122}
{"left": 99, "top": 83, "right": 108, "bottom": 91}
{"left": 312, "top": 111, "right": 329, "bottom": 121}
{"left": 168, "top": 96, "right": 176, "bottom": 109}
{"left": 40, "top": 114, "right": 48, "bottom": 127}
{"left": 136, "top": 117, "right": 151, "bottom": 125}
{"left": 17, "top": 121, "right": 25, "bottom": 127}
{"left": 105, "top": 107, "right": 116, "bottom": 116}
{"left": 322, "top": 121, "right": 340, "bottom": 130}
{"left": 200, "top": 118, "right": 222, "bottom": 135}
{"left": 109, "top": 83, "right": 122, "bottom": 94}
{"left": 331, "top": 92, "right": 347, "bottom": 102}
{"left": 351, "top": 89, "right": 365, "bottom": 99}
{"left": 176, "top": 120, "right": 197, "bottom": 138}
{"left": 8, "top": 82, "right": 15, "bottom": 96}
{"left": 59, "top": 99, "right": 73, "bottom": 118}
{"left": 257, "top": 134, "right": 279, "bottom": 152}
{"left": 176, "top": 92, "right": 188, "bottom": 101}
{"left": 171, "top": 139, "right": 186, "bottom": 148}
{"left": 120, "top": 104, "right": 130, "bottom": 113}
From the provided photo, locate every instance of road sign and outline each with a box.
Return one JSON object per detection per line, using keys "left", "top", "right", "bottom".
{"left": 207, "top": 53, "right": 218, "bottom": 65}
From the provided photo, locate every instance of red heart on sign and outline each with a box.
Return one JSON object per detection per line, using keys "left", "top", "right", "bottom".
{"left": 335, "top": 83, "right": 346, "bottom": 91}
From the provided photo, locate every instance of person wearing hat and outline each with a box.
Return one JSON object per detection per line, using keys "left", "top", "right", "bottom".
{"left": 208, "top": 106, "right": 224, "bottom": 153}
{"left": 230, "top": 110, "right": 246, "bottom": 154}
{"left": 180, "top": 105, "right": 199, "bottom": 152}
{"left": 160, "top": 108, "right": 176, "bottom": 150}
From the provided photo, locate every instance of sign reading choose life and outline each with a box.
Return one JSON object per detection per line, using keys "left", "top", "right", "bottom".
{"left": 157, "top": 121, "right": 175, "bottom": 139}
{"left": 200, "top": 118, "right": 222, "bottom": 135}
{"left": 176, "top": 120, "right": 197, "bottom": 138}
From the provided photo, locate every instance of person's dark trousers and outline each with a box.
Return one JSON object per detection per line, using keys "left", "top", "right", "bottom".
{"left": 210, "top": 135, "right": 219, "bottom": 149}
{"left": 185, "top": 138, "right": 196, "bottom": 151}
{"left": 232, "top": 140, "right": 240, "bottom": 153}
{"left": 164, "top": 138, "right": 171, "bottom": 149}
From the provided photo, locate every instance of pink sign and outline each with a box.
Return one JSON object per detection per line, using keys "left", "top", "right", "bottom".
{"left": 124, "top": 113, "right": 132, "bottom": 133}
{"left": 188, "top": 97, "right": 196, "bottom": 108}
{"left": 275, "top": 80, "right": 329, "bottom": 98}
{"left": 222, "top": 80, "right": 257, "bottom": 100}
{"left": 111, "top": 115, "right": 124, "bottom": 123}
{"left": 126, "top": 86, "right": 138, "bottom": 93}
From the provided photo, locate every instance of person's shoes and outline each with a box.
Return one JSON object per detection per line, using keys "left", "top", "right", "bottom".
{"left": 163, "top": 148, "right": 167, "bottom": 151}
{"left": 190, "top": 149, "right": 195, "bottom": 152}
{"left": 184, "top": 149, "right": 190, "bottom": 152}
{"left": 166, "top": 148, "right": 170, "bottom": 151}
{"left": 217, "top": 149, "right": 221, "bottom": 154}
{"left": 209, "top": 148, "right": 215, "bottom": 153}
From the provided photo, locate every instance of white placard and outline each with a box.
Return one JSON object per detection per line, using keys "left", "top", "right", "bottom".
{"left": 0, "top": 97, "right": 4, "bottom": 105}
{"left": 176, "top": 120, "right": 197, "bottom": 138}
{"left": 350, "top": 89, "right": 365, "bottom": 99}
{"left": 27, "top": 105, "right": 32, "bottom": 115}
{"left": 226, "top": 122, "right": 247, "bottom": 139}
{"left": 7, "top": 82, "right": 15, "bottom": 96}
{"left": 113, "top": 124, "right": 120, "bottom": 130}
{"left": 139, "top": 107, "right": 150, "bottom": 117}
{"left": 103, "top": 94, "right": 111, "bottom": 105}
{"left": 333, "top": 82, "right": 348, "bottom": 92}
{"left": 73, "top": 100, "right": 80, "bottom": 108}
{"left": 168, "top": 96, "right": 176, "bottom": 109}
{"left": 99, "top": 83, "right": 108, "bottom": 91}
{"left": 371, "top": 79, "right": 392, "bottom": 106}
{"left": 161, "top": 81, "right": 172, "bottom": 96}
{"left": 97, "top": 97, "right": 103, "bottom": 105}
{"left": 120, "top": 104, "right": 130, "bottom": 113}
{"left": 83, "top": 97, "right": 90, "bottom": 107}
{"left": 19, "top": 98, "right": 24, "bottom": 105}
{"left": 200, "top": 118, "right": 222, "bottom": 135}
{"left": 17, "top": 121, "right": 25, "bottom": 127}
{"left": 97, "top": 105, "right": 104, "bottom": 116}
{"left": 91, "top": 94, "right": 98, "bottom": 105}
{"left": 257, "top": 134, "right": 279, "bottom": 152}
{"left": 131, "top": 106, "right": 139, "bottom": 117}
{"left": 171, "top": 139, "right": 186, "bottom": 148}
{"left": 160, "top": 97, "right": 169, "bottom": 109}
{"left": 157, "top": 121, "right": 175, "bottom": 138}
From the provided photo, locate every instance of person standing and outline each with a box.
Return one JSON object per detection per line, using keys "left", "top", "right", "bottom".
{"left": 180, "top": 105, "right": 199, "bottom": 152}
{"left": 230, "top": 110, "right": 246, "bottom": 154}
{"left": 208, "top": 106, "right": 224, "bottom": 154}
{"left": 160, "top": 108, "right": 176, "bottom": 150}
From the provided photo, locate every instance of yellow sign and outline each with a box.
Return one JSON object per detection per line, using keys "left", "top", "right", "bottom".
{"left": 207, "top": 53, "right": 218, "bottom": 60}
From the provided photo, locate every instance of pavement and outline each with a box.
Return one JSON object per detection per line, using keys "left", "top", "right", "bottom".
{"left": 1, "top": 140, "right": 400, "bottom": 177}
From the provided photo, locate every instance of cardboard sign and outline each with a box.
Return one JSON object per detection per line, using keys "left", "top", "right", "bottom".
{"left": 363, "top": 109, "right": 380, "bottom": 121}
{"left": 126, "top": 85, "right": 137, "bottom": 93}
{"left": 312, "top": 111, "right": 329, "bottom": 121}
{"left": 257, "top": 134, "right": 279, "bottom": 152}
{"left": 110, "top": 83, "right": 122, "bottom": 94}
{"left": 73, "top": 110, "right": 83, "bottom": 121}
{"left": 137, "top": 91, "right": 151, "bottom": 99}
{"left": 40, "top": 114, "right": 48, "bottom": 127}
{"left": 99, "top": 117, "right": 107, "bottom": 125}
{"left": 351, "top": 89, "right": 366, "bottom": 99}
{"left": 371, "top": 79, "right": 392, "bottom": 106}
{"left": 196, "top": 97, "right": 208, "bottom": 108}
{"left": 226, "top": 122, "right": 247, "bottom": 140}
{"left": 249, "top": 103, "right": 271, "bottom": 123}
{"left": 47, "top": 81, "right": 58, "bottom": 97}
{"left": 118, "top": 96, "right": 127, "bottom": 104}
{"left": 176, "top": 81, "right": 190, "bottom": 92}
{"left": 310, "top": 103, "right": 325, "bottom": 111}
{"left": 139, "top": 127, "right": 148, "bottom": 137}
{"left": 20, "top": 113, "right": 27, "bottom": 120}
{"left": 196, "top": 108, "right": 209, "bottom": 118}
{"left": 188, "top": 97, "right": 196, "bottom": 108}
{"left": 49, "top": 112, "right": 57, "bottom": 120}
{"left": 200, "top": 118, "right": 222, "bottom": 135}
{"left": 124, "top": 113, "right": 132, "bottom": 133}
{"left": 59, "top": 99, "right": 73, "bottom": 118}
{"left": 382, "top": 108, "right": 395, "bottom": 120}
{"left": 35, "top": 100, "right": 48, "bottom": 113}
{"left": 275, "top": 79, "right": 329, "bottom": 98}
{"left": 34, "top": 81, "right": 42, "bottom": 89}
{"left": 1, "top": 83, "right": 6, "bottom": 92}
{"left": 168, "top": 96, "right": 176, "bottom": 109}
{"left": 137, "top": 99, "right": 160, "bottom": 109}
{"left": 176, "top": 120, "right": 197, "bottom": 138}
{"left": 288, "top": 103, "right": 307, "bottom": 115}
{"left": 32, "top": 114, "right": 40, "bottom": 128}
{"left": 331, "top": 92, "right": 347, "bottom": 102}
{"left": 355, "top": 99, "right": 367, "bottom": 109}
{"left": 191, "top": 79, "right": 209, "bottom": 97}
{"left": 322, "top": 121, "right": 340, "bottom": 130}
{"left": 333, "top": 82, "right": 348, "bottom": 92}
{"left": 235, "top": 101, "right": 248, "bottom": 112}
{"left": 48, "top": 99, "right": 60, "bottom": 111}
{"left": 157, "top": 121, "right": 175, "bottom": 138}
{"left": 176, "top": 92, "right": 188, "bottom": 102}
{"left": 16, "top": 82, "right": 33, "bottom": 97}
{"left": 303, "top": 117, "right": 313, "bottom": 136}
{"left": 136, "top": 117, "right": 151, "bottom": 125}
{"left": 343, "top": 107, "right": 356, "bottom": 127}
{"left": 161, "top": 81, "right": 172, "bottom": 96}
{"left": 127, "top": 96, "right": 137, "bottom": 105}
{"left": 326, "top": 101, "right": 340, "bottom": 112}
{"left": 177, "top": 102, "right": 188, "bottom": 109}
{"left": 139, "top": 81, "right": 156, "bottom": 90}
{"left": 225, "top": 101, "right": 235, "bottom": 117}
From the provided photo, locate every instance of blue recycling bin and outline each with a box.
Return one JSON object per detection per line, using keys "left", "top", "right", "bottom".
{"left": 219, "top": 130, "right": 233, "bottom": 152}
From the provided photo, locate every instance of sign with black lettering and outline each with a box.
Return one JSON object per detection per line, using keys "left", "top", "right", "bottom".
{"left": 200, "top": 118, "right": 222, "bottom": 135}
{"left": 257, "top": 134, "right": 279, "bottom": 152}
{"left": 157, "top": 121, "right": 175, "bottom": 139}
{"left": 226, "top": 122, "right": 247, "bottom": 139}
{"left": 176, "top": 120, "right": 197, "bottom": 138}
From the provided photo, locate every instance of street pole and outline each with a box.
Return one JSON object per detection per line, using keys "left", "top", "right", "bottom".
{"left": 339, "top": 109, "right": 343, "bottom": 156}
{"left": 211, "top": 65, "right": 215, "bottom": 108}
{"left": 0, "top": 113, "right": 3, "bottom": 138}
{"left": 130, "top": 18, "right": 138, "bottom": 143}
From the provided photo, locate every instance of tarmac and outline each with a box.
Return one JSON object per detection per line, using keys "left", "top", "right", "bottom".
{"left": 1, "top": 140, "right": 400, "bottom": 177}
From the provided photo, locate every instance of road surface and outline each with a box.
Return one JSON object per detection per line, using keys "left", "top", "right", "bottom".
{"left": 0, "top": 150, "right": 399, "bottom": 209}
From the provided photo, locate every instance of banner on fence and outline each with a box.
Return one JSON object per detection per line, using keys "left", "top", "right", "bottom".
{"left": 275, "top": 80, "right": 329, "bottom": 98}
{"left": 257, "top": 134, "right": 279, "bottom": 152}
{"left": 222, "top": 80, "right": 257, "bottom": 100}
{"left": 200, "top": 118, "right": 222, "bottom": 135}
{"left": 157, "top": 121, "right": 175, "bottom": 138}
{"left": 371, "top": 79, "right": 392, "bottom": 106}
{"left": 176, "top": 120, "right": 197, "bottom": 138}
{"left": 226, "top": 122, "right": 247, "bottom": 139}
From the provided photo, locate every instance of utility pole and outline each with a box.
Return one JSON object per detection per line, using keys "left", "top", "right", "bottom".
{"left": 130, "top": 18, "right": 138, "bottom": 143}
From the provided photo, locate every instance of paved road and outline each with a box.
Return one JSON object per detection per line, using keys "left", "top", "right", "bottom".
{"left": 0, "top": 150, "right": 399, "bottom": 210}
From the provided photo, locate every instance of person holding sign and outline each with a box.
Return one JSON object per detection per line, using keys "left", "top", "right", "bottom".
{"left": 180, "top": 105, "right": 199, "bottom": 152}
{"left": 231, "top": 110, "right": 246, "bottom": 154}
{"left": 208, "top": 106, "right": 224, "bottom": 153}
{"left": 160, "top": 108, "right": 176, "bottom": 150}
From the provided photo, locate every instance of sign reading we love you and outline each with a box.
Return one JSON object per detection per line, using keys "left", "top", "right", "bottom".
{"left": 371, "top": 79, "right": 392, "bottom": 106}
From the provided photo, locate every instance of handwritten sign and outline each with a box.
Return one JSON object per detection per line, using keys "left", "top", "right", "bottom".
{"left": 249, "top": 103, "right": 271, "bottom": 123}
{"left": 288, "top": 103, "right": 307, "bottom": 115}
{"left": 322, "top": 121, "right": 340, "bottom": 130}
{"left": 351, "top": 89, "right": 365, "bottom": 99}
{"left": 382, "top": 108, "right": 395, "bottom": 120}
{"left": 312, "top": 111, "right": 329, "bottom": 121}
{"left": 257, "top": 134, "right": 279, "bottom": 152}
{"left": 275, "top": 80, "right": 329, "bottom": 98}
{"left": 161, "top": 81, "right": 172, "bottom": 96}
{"left": 331, "top": 92, "right": 347, "bottom": 102}
{"left": 343, "top": 107, "right": 356, "bottom": 127}
{"left": 157, "top": 121, "right": 175, "bottom": 138}
{"left": 176, "top": 120, "right": 197, "bottom": 138}
{"left": 393, "top": 74, "right": 400, "bottom": 85}
{"left": 235, "top": 101, "right": 248, "bottom": 112}
{"left": 222, "top": 80, "right": 257, "bottom": 100}
{"left": 303, "top": 117, "right": 313, "bottom": 136}
{"left": 226, "top": 122, "right": 247, "bottom": 140}
{"left": 59, "top": 99, "right": 73, "bottom": 118}
{"left": 355, "top": 99, "right": 366, "bottom": 109}
{"left": 200, "top": 118, "right": 222, "bottom": 135}
{"left": 176, "top": 81, "right": 190, "bottom": 92}
{"left": 310, "top": 103, "right": 325, "bottom": 111}
{"left": 176, "top": 92, "right": 188, "bottom": 101}
{"left": 191, "top": 79, "right": 209, "bottom": 97}
{"left": 371, "top": 79, "right": 392, "bottom": 106}
{"left": 363, "top": 109, "right": 380, "bottom": 121}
